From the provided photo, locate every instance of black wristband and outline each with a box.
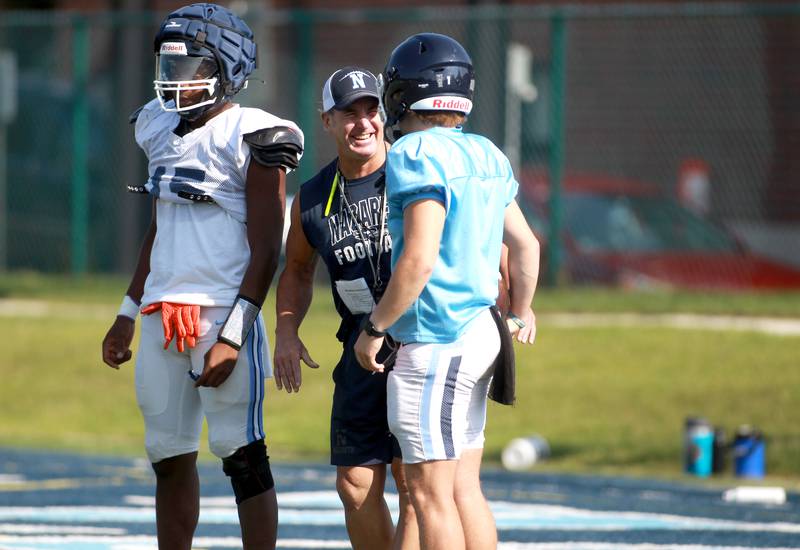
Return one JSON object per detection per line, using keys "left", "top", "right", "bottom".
{"left": 217, "top": 295, "right": 260, "bottom": 351}
{"left": 359, "top": 315, "right": 387, "bottom": 338}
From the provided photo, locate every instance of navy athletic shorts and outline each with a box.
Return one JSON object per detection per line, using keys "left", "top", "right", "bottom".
{"left": 330, "top": 328, "right": 401, "bottom": 466}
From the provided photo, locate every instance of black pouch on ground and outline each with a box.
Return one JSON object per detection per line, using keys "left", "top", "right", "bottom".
{"left": 488, "top": 305, "right": 516, "bottom": 405}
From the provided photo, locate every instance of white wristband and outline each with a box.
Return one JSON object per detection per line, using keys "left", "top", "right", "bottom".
{"left": 117, "top": 295, "right": 140, "bottom": 320}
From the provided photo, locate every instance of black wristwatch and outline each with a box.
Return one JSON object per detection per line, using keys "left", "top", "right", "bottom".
{"left": 360, "top": 316, "right": 387, "bottom": 338}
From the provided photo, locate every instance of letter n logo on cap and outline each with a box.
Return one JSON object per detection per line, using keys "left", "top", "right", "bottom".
{"left": 349, "top": 72, "right": 366, "bottom": 89}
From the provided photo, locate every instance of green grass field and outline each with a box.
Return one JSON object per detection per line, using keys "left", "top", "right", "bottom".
{"left": 5, "top": 271, "right": 800, "bottom": 315}
{"left": 1, "top": 272, "right": 799, "bottom": 486}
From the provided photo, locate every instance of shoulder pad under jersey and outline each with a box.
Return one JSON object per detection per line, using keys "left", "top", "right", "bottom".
{"left": 129, "top": 104, "right": 145, "bottom": 124}
{"left": 243, "top": 126, "right": 304, "bottom": 171}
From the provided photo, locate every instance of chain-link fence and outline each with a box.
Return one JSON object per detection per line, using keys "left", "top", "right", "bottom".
{"left": 1, "top": 3, "right": 798, "bottom": 286}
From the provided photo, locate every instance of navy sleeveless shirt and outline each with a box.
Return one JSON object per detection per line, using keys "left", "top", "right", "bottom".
{"left": 299, "top": 158, "right": 393, "bottom": 341}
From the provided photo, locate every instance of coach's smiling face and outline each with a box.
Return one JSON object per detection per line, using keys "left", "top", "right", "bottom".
{"left": 323, "top": 97, "right": 384, "bottom": 165}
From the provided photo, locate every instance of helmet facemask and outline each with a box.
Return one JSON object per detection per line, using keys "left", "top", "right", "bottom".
{"left": 154, "top": 41, "right": 221, "bottom": 119}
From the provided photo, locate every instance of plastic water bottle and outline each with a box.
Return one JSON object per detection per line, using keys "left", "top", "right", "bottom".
{"left": 684, "top": 417, "right": 714, "bottom": 477}
{"left": 732, "top": 425, "right": 765, "bottom": 478}
{"left": 501, "top": 435, "right": 550, "bottom": 471}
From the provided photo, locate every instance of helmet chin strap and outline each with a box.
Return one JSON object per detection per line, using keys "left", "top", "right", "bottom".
{"left": 383, "top": 103, "right": 408, "bottom": 143}
{"left": 179, "top": 95, "right": 228, "bottom": 123}
{"left": 383, "top": 124, "right": 402, "bottom": 144}
{"left": 178, "top": 104, "right": 212, "bottom": 122}
{"left": 178, "top": 78, "right": 227, "bottom": 122}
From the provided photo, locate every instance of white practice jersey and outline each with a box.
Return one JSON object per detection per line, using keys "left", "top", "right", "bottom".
{"left": 134, "top": 99, "right": 303, "bottom": 307}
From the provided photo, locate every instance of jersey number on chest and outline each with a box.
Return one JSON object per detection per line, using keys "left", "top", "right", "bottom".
{"left": 148, "top": 166, "right": 214, "bottom": 203}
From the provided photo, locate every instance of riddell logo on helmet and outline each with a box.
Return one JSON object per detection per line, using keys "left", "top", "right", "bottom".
{"left": 410, "top": 96, "right": 473, "bottom": 114}
{"left": 432, "top": 98, "right": 470, "bottom": 110}
{"left": 160, "top": 42, "right": 188, "bottom": 55}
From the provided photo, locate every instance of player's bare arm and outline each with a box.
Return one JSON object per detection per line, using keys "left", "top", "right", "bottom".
{"left": 502, "top": 199, "right": 540, "bottom": 344}
{"left": 354, "top": 198, "right": 445, "bottom": 372}
{"left": 274, "top": 197, "right": 320, "bottom": 394}
{"left": 195, "top": 160, "right": 286, "bottom": 388}
{"left": 101, "top": 202, "right": 156, "bottom": 369}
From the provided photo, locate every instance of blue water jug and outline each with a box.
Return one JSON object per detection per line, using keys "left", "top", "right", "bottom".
{"left": 733, "top": 426, "right": 765, "bottom": 478}
{"left": 684, "top": 417, "right": 714, "bottom": 477}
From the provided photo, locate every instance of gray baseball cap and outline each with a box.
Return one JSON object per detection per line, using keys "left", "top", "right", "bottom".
{"left": 322, "top": 66, "right": 380, "bottom": 112}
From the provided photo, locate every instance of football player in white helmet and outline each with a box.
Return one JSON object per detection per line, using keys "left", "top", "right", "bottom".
{"left": 101, "top": 4, "right": 303, "bottom": 549}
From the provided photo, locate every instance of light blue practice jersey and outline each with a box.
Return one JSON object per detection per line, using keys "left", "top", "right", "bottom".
{"left": 386, "top": 126, "right": 518, "bottom": 343}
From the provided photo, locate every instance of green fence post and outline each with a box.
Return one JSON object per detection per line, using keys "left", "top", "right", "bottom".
{"left": 71, "top": 16, "right": 89, "bottom": 275}
{"left": 294, "top": 10, "right": 315, "bottom": 186}
{"left": 547, "top": 13, "right": 566, "bottom": 286}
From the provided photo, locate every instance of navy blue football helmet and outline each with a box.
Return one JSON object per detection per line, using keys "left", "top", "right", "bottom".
{"left": 153, "top": 3, "right": 257, "bottom": 118}
{"left": 381, "top": 33, "right": 475, "bottom": 128}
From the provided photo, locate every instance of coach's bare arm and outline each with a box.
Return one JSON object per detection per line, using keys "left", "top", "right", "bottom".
{"left": 273, "top": 197, "right": 320, "bottom": 394}
{"left": 503, "top": 199, "right": 540, "bottom": 344}
{"left": 101, "top": 202, "right": 156, "bottom": 369}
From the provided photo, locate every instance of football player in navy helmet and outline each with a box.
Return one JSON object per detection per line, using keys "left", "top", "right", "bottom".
{"left": 355, "top": 33, "right": 539, "bottom": 550}
{"left": 151, "top": 1, "right": 257, "bottom": 123}
{"left": 380, "top": 32, "right": 475, "bottom": 140}
{"left": 102, "top": 4, "right": 303, "bottom": 549}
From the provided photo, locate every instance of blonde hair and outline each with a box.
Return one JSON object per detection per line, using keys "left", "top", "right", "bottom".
{"left": 411, "top": 110, "right": 466, "bottom": 128}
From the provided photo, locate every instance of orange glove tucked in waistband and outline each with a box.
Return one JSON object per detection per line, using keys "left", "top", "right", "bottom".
{"left": 141, "top": 302, "right": 200, "bottom": 353}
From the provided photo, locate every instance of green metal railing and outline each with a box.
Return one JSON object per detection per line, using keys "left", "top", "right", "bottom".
{"left": 1, "top": 3, "right": 798, "bottom": 283}
{"left": 547, "top": 13, "right": 566, "bottom": 286}
{"left": 70, "top": 17, "right": 89, "bottom": 275}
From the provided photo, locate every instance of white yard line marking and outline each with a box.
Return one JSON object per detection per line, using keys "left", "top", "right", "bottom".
{"left": 2, "top": 493, "right": 799, "bottom": 532}
{"left": 3, "top": 299, "right": 800, "bottom": 336}
{"left": 0, "top": 300, "right": 112, "bottom": 320}
{"left": 0, "top": 525, "right": 124, "bottom": 535}
{"left": 542, "top": 312, "right": 800, "bottom": 336}
{"left": 0, "top": 477, "right": 23, "bottom": 485}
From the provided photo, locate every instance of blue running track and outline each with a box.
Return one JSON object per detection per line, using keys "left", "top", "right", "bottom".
{"left": 0, "top": 448, "right": 797, "bottom": 549}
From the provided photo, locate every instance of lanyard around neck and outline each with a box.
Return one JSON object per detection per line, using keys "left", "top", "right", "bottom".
{"left": 324, "top": 171, "right": 340, "bottom": 217}
{"left": 330, "top": 169, "right": 388, "bottom": 291}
